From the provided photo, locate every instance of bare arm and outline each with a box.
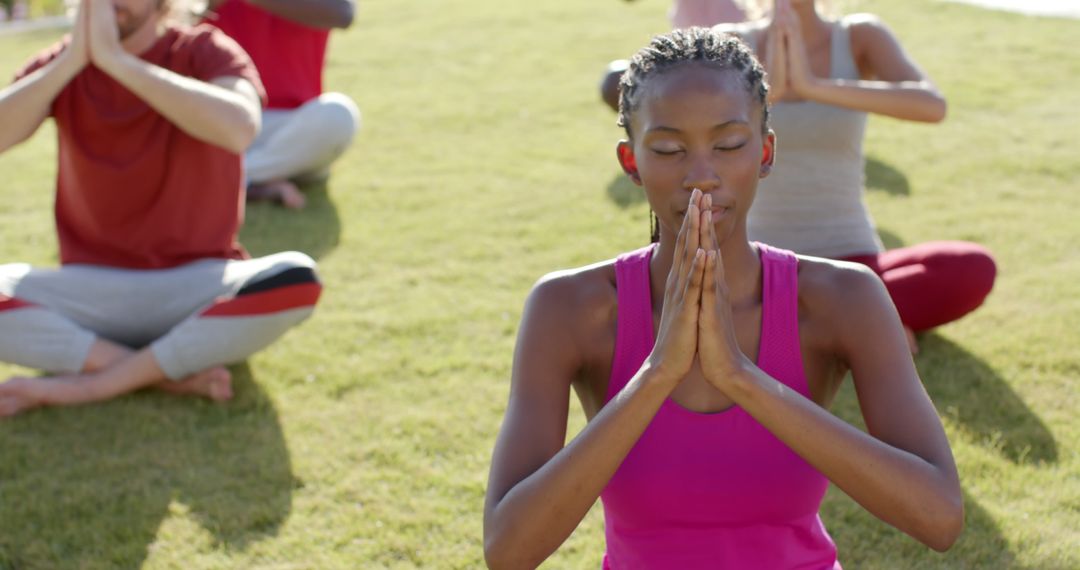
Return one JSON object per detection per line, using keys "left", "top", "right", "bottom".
{"left": 0, "top": 3, "right": 89, "bottom": 154}
{"left": 485, "top": 192, "right": 709, "bottom": 569}
{"left": 698, "top": 247, "right": 962, "bottom": 550}
{"left": 102, "top": 57, "right": 261, "bottom": 153}
{"left": 787, "top": 15, "right": 946, "bottom": 122}
{"left": 87, "top": 0, "right": 260, "bottom": 153}
{"left": 246, "top": 0, "right": 355, "bottom": 29}
{"left": 0, "top": 55, "right": 80, "bottom": 154}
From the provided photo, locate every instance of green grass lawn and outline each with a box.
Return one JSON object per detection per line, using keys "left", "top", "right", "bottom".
{"left": 1, "top": 0, "right": 1078, "bottom": 568}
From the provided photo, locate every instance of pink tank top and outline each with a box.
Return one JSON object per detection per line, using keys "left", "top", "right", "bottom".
{"left": 600, "top": 243, "right": 841, "bottom": 569}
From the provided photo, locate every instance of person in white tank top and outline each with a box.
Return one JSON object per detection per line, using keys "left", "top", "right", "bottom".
{"left": 718, "top": 0, "right": 996, "bottom": 352}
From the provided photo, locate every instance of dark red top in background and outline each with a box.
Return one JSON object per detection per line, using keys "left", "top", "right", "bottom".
{"left": 14, "top": 25, "right": 266, "bottom": 269}
{"left": 206, "top": 0, "right": 329, "bottom": 109}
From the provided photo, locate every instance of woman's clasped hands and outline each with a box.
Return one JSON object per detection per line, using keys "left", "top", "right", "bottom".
{"left": 764, "top": 0, "right": 816, "bottom": 102}
{"left": 647, "top": 189, "right": 754, "bottom": 394}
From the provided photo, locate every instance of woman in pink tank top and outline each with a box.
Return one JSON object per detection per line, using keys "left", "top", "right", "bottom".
{"left": 485, "top": 28, "right": 962, "bottom": 569}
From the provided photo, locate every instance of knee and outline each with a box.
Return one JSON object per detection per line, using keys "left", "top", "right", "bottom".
{"left": 274, "top": 251, "right": 320, "bottom": 283}
{"left": 0, "top": 263, "right": 32, "bottom": 295}
{"left": 930, "top": 242, "right": 996, "bottom": 307}
{"left": 600, "top": 60, "right": 629, "bottom": 113}
{"left": 241, "top": 252, "right": 322, "bottom": 301}
{"left": 313, "top": 93, "right": 361, "bottom": 146}
{"left": 965, "top": 247, "right": 997, "bottom": 304}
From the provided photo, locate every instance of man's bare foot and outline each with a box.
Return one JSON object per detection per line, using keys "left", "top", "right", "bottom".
{"left": 905, "top": 326, "right": 920, "bottom": 356}
{"left": 0, "top": 376, "right": 45, "bottom": 418}
{"left": 155, "top": 366, "right": 234, "bottom": 402}
{"left": 248, "top": 180, "right": 306, "bottom": 209}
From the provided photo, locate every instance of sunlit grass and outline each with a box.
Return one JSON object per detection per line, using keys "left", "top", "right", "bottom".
{"left": 1, "top": 0, "right": 1077, "bottom": 568}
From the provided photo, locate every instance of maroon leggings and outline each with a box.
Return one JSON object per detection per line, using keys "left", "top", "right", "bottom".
{"left": 842, "top": 241, "right": 996, "bottom": 332}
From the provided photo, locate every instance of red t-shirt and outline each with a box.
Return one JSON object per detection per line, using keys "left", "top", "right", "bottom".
{"left": 14, "top": 25, "right": 266, "bottom": 269}
{"left": 206, "top": 0, "right": 329, "bottom": 109}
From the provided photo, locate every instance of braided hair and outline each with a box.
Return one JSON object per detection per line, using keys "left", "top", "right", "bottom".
{"left": 616, "top": 27, "right": 771, "bottom": 241}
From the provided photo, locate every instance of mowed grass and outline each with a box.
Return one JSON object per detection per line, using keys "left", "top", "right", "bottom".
{"left": 0, "top": 0, "right": 1077, "bottom": 568}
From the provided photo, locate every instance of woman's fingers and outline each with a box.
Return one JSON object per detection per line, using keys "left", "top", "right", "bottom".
{"left": 667, "top": 197, "right": 689, "bottom": 292}
{"left": 684, "top": 247, "right": 706, "bottom": 310}
{"left": 686, "top": 189, "right": 701, "bottom": 264}
{"left": 708, "top": 195, "right": 719, "bottom": 250}
{"left": 672, "top": 190, "right": 700, "bottom": 296}
{"left": 701, "top": 249, "right": 717, "bottom": 319}
{"left": 671, "top": 190, "right": 698, "bottom": 280}
{"left": 699, "top": 194, "right": 712, "bottom": 251}
{"left": 713, "top": 242, "right": 727, "bottom": 292}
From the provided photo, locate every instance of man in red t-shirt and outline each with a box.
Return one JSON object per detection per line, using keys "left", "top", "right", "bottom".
{"left": 206, "top": 0, "right": 359, "bottom": 209}
{"left": 0, "top": 0, "right": 322, "bottom": 417}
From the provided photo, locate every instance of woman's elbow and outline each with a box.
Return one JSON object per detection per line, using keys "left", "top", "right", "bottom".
{"left": 918, "top": 494, "right": 964, "bottom": 552}
{"left": 914, "top": 89, "right": 947, "bottom": 123}
{"left": 484, "top": 531, "right": 522, "bottom": 570}
{"left": 924, "top": 96, "right": 947, "bottom": 123}
{"left": 483, "top": 540, "right": 508, "bottom": 570}
{"left": 484, "top": 519, "right": 543, "bottom": 570}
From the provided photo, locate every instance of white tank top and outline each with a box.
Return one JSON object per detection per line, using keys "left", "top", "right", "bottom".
{"left": 744, "top": 17, "right": 884, "bottom": 258}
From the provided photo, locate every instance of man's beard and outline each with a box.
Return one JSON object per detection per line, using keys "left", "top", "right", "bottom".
{"left": 116, "top": 7, "right": 154, "bottom": 40}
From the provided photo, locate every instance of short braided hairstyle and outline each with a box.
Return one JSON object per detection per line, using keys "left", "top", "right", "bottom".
{"left": 617, "top": 27, "right": 770, "bottom": 139}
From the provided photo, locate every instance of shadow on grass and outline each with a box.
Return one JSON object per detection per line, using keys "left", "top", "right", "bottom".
{"left": 917, "top": 334, "right": 1057, "bottom": 464}
{"left": 877, "top": 226, "right": 906, "bottom": 250}
{"left": 605, "top": 171, "right": 645, "bottom": 209}
{"left": 825, "top": 371, "right": 1017, "bottom": 568}
{"left": 0, "top": 363, "right": 295, "bottom": 568}
{"left": 822, "top": 486, "right": 1015, "bottom": 569}
{"left": 865, "top": 156, "right": 911, "bottom": 196}
{"left": 240, "top": 178, "right": 342, "bottom": 260}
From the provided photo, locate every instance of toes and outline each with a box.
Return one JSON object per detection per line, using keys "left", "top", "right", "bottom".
{"left": 279, "top": 185, "right": 306, "bottom": 210}
{"left": 0, "top": 396, "right": 28, "bottom": 418}
{"left": 209, "top": 369, "right": 234, "bottom": 401}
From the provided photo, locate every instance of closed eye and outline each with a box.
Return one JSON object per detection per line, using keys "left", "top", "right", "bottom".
{"left": 716, "top": 142, "right": 747, "bottom": 151}
{"left": 651, "top": 148, "right": 684, "bottom": 156}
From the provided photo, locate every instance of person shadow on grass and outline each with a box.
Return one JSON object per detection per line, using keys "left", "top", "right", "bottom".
{"left": 0, "top": 363, "right": 296, "bottom": 568}
{"left": 0, "top": 129, "right": 343, "bottom": 570}
{"left": 822, "top": 330, "right": 1056, "bottom": 569}
{"left": 240, "top": 179, "right": 343, "bottom": 262}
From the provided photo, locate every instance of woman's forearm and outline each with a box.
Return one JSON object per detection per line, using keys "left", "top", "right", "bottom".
{"left": 0, "top": 53, "right": 82, "bottom": 154}
{"left": 727, "top": 367, "right": 963, "bottom": 550}
{"left": 484, "top": 364, "right": 676, "bottom": 569}
{"left": 803, "top": 78, "right": 947, "bottom": 122}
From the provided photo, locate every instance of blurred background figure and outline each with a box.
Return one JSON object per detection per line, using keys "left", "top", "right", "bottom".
{"left": 600, "top": 0, "right": 751, "bottom": 111}
{"left": 0, "top": 0, "right": 28, "bottom": 21}
{"left": 0, "top": 0, "right": 322, "bottom": 416}
{"left": 205, "top": 0, "right": 360, "bottom": 210}
{"left": 670, "top": 0, "right": 748, "bottom": 28}
{"left": 721, "top": 0, "right": 995, "bottom": 352}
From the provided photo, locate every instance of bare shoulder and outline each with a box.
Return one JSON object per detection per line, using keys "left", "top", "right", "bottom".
{"left": 796, "top": 254, "right": 909, "bottom": 368}
{"left": 844, "top": 12, "right": 889, "bottom": 35}
{"left": 796, "top": 255, "right": 892, "bottom": 337}
{"left": 712, "top": 19, "right": 768, "bottom": 48}
{"left": 797, "top": 254, "right": 882, "bottom": 308}
{"left": 527, "top": 258, "right": 619, "bottom": 342}
{"left": 712, "top": 19, "right": 766, "bottom": 34}
{"left": 513, "top": 258, "right": 621, "bottom": 412}
{"left": 845, "top": 13, "right": 901, "bottom": 56}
